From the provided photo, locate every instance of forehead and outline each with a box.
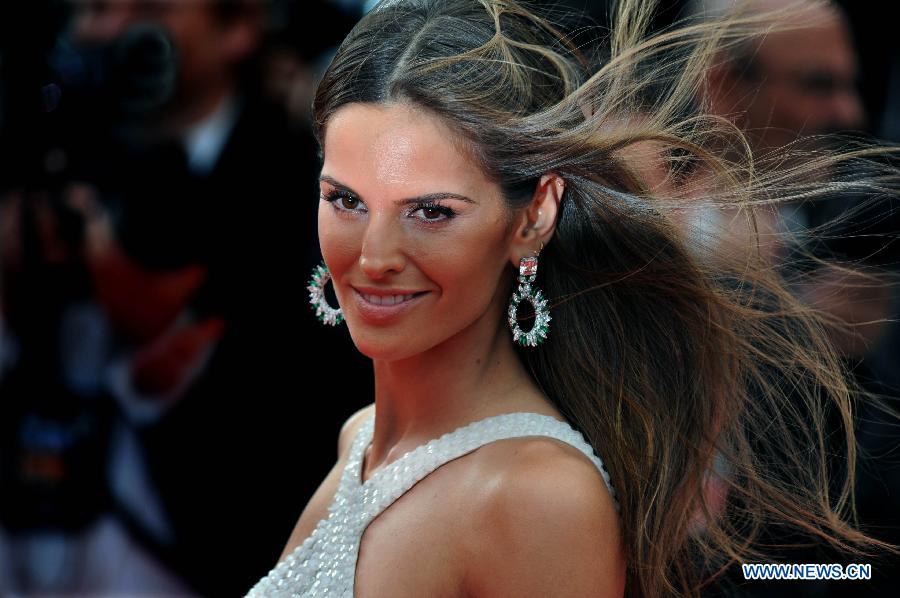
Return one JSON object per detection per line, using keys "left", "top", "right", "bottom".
{"left": 756, "top": 8, "right": 856, "bottom": 75}
{"left": 321, "top": 102, "right": 490, "bottom": 196}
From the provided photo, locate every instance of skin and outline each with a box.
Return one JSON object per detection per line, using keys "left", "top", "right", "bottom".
{"left": 60, "top": 0, "right": 260, "bottom": 392}
{"left": 704, "top": 0, "right": 865, "bottom": 265}
{"left": 70, "top": 0, "right": 261, "bottom": 135}
{"left": 703, "top": 1, "right": 890, "bottom": 357}
{"left": 278, "top": 102, "right": 625, "bottom": 596}
{"left": 707, "top": 0, "right": 864, "bottom": 153}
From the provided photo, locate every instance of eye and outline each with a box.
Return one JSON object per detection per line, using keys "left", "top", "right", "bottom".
{"left": 321, "top": 188, "right": 457, "bottom": 224}
{"left": 797, "top": 73, "right": 840, "bottom": 96}
{"left": 408, "top": 202, "right": 457, "bottom": 223}
{"left": 322, "top": 189, "right": 365, "bottom": 213}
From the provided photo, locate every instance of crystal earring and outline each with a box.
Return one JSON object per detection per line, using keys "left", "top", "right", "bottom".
{"left": 507, "top": 244, "right": 551, "bottom": 347}
{"left": 307, "top": 261, "right": 344, "bottom": 326}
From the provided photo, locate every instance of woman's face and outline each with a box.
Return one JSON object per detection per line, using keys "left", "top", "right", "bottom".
{"left": 318, "top": 102, "right": 518, "bottom": 361}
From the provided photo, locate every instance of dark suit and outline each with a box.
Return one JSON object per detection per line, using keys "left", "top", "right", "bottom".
{"left": 104, "top": 94, "right": 374, "bottom": 595}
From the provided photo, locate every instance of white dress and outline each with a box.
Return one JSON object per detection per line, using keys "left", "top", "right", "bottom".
{"left": 244, "top": 411, "right": 619, "bottom": 597}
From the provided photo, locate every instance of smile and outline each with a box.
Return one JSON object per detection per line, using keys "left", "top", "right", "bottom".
{"left": 351, "top": 288, "right": 429, "bottom": 323}
{"left": 359, "top": 292, "right": 419, "bottom": 305}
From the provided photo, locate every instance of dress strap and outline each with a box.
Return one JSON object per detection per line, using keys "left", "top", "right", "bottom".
{"left": 336, "top": 413, "right": 377, "bottom": 497}
{"left": 354, "top": 412, "right": 619, "bottom": 525}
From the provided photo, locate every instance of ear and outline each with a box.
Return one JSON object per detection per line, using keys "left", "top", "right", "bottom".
{"left": 508, "top": 173, "right": 564, "bottom": 269}
{"left": 221, "top": 14, "right": 262, "bottom": 64}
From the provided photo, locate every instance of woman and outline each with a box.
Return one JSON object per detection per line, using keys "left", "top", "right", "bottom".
{"left": 246, "top": 0, "right": 899, "bottom": 596}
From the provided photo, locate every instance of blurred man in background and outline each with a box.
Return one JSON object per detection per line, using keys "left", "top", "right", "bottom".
{"left": 700, "top": 1, "right": 900, "bottom": 595}
{"left": 702, "top": 0, "right": 894, "bottom": 358}
{"left": 1, "top": 0, "right": 372, "bottom": 594}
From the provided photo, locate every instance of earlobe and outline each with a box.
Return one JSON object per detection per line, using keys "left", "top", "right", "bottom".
{"left": 224, "top": 21, "right": 260, "bottom": 62}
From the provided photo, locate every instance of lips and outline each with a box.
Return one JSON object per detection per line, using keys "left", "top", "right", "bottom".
{"left": 351, "top": 288, "right": 429, "bottom": 323}
{"left": 358, "top": 292, "right": 421, "bottom": 306}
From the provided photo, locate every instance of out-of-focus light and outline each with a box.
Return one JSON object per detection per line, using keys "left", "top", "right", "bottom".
{"left": 41, "top": 83, "right": 62, "bottom": 112}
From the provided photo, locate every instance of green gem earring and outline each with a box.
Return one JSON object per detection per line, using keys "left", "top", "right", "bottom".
{"left": 507, "top": 249, "right": 551, "bottom": 347}
{"left": 307, "top": 261, "right": 344, "bottom": 326}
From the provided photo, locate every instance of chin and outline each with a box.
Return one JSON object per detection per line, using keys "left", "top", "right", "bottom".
{"left": 346, "top": 327, "right": 423, "bottom": 362}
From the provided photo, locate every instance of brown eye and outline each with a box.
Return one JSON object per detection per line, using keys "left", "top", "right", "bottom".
{"left": 410, "top": 202, "right": 456, "bottom": 223}
{"left": 339, "top": 195, "right": 359, "bottom": 210}
{"left": 322, "top": 189, "right": 365, "bottom": 214}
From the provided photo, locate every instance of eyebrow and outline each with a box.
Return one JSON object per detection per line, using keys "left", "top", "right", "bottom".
{"left": 319, "top": 175, "right": 477, "bottom": 205}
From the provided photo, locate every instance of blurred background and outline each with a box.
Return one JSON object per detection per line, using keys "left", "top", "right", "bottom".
{"left": 0, "top": 0, "right": 898, "bottom": 596}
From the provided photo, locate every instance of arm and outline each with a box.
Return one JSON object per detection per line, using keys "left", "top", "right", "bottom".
{"left": 461, "top": 440, "right": 625, "bottom": 598}
{"left": 105, "top": 307, "right": 223, "bottom": 425}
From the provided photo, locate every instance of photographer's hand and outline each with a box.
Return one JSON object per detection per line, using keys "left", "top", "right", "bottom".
{"left": 130, "top": 314, "right": 225, "bottom": 397}
{"left": 66, "top": 182, "right": 208, "bottom": 344}
{"left": 105, "top": 309, "right": 226, "bottom": 422}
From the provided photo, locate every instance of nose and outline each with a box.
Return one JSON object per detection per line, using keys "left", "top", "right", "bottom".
{"left": 358, "top": 213, "right": 406, "bottom": 279}
{"left": 832, "top": 88, "right": 865, "bottom": 131}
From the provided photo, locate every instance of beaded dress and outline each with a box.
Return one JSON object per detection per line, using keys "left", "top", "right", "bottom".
{"left": 245, "top": 411, "right": 618, "bottom": 597}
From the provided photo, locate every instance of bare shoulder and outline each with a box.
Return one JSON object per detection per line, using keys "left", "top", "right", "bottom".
{"left": 337, "top": 402, "right": 376, "bottom": 457}
{"left": 460, "top": 437, "right": 625, "bottom": 598}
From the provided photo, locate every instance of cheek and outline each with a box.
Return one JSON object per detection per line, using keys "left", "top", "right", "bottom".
{"left": 317, "top": 204, "right": 511, "bottom": 323}
{"left": 770, "top": 90, "right": 818, "bottom": 127}
{"left": 419, "top": 223, "right": 511, "bottom": 306}
{"left": 432, "top": 245, "right": 489, "bottom": 288}
{"left": 801, "top": 98, "right": 836, "bottom": 127}
{"left": 317, "top": 205, "right": 360, "bottom": 280}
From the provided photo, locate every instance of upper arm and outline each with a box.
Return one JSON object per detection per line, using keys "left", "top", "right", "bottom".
{"left": 462, "top": 441, "right": 625, "bottom": 598}
{"left": 337, "top": 402, "right": 375, "bottom": 458}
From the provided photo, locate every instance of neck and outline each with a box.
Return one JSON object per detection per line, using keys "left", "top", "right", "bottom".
{"left": 123, "top": 83, "right": 237, "bottom": 147}
{"left": 164, "top": 82, "right": 235, "bottom": 137}
{"left": 364, "top": 282, "right": 561, "bottom": 475}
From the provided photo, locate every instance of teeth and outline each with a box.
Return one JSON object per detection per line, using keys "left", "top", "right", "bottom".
{"left": 362, "top": 293, "right": 416, "bottom": 306}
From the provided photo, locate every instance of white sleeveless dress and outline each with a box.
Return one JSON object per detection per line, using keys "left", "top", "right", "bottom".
{"left": 244, "top": 411, "right": 618, "bottom": 597}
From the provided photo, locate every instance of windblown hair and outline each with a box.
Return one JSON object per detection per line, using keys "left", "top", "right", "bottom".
{"left": 312, "top": 0, "right": 900, "bottom": 595}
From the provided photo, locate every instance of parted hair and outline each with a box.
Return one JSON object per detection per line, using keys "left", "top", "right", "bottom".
{"left": 311, "top": 0, "right": 900, "bottom": 595}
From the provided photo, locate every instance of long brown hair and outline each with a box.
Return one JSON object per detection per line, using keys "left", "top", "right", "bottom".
{"left": 311, "top": 0, "right": 900, "bottom": 595}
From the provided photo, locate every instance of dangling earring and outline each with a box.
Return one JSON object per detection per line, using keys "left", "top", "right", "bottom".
{"left": 307, "top": 261, "right": 344, "bottom": 326}
{"left": 507, "top": 242, "right": 550, "bottom": 347}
